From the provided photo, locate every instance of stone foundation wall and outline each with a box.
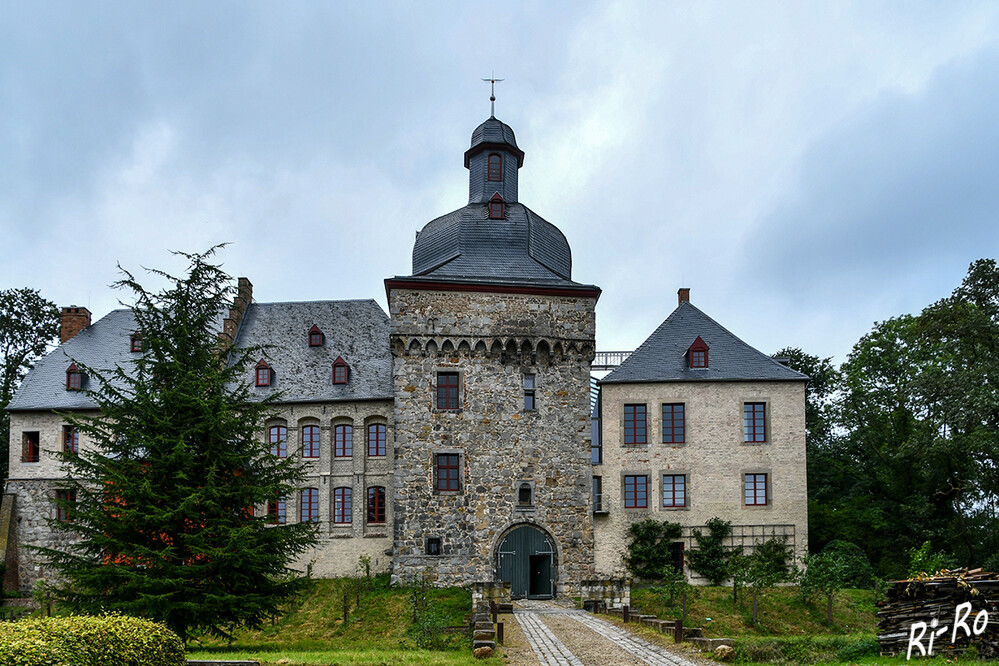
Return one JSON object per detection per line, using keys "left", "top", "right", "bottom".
{"left": 5, "top": 479, "right": 80, "bottom": 594}
{"left": 472, "top": 580, "right": 512, "bottom": 605}
{"left": 580, "top": 578, "right": 631, "bottom": 609}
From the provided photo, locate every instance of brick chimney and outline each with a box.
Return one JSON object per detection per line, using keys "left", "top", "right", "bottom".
{"left": 60, "top": 306, "right": 92, "bottom": 343}
{"left": 220, "top": 278, "right": 253, "bottom": 344}
{"left": 677, "top": 288, "right": 690, "bottom": 306}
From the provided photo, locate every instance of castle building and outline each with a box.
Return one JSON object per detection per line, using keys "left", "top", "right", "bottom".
{"left": 3, "top": 113, "right": 807, "bottom": 599}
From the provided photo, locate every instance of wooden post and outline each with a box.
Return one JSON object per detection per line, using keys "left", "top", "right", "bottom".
{"left": 491, "top": 600, "right": 498, "bottom": 623}
{"left": 343, "top": 591, "right": 350, "bottom": 624}
{"left": 674, "top": 619, "right": 683, "bottom": 643}
{"left": 623, "top": 605, "right": 630, "bottom": 623}
{"left": 682, "top": 593, "right": 687, "bottom": 626}
{"left": 497, "top": 622, "right": 504, "bottom": 645}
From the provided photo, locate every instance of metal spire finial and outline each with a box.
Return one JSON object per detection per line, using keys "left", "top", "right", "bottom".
{"left": 482, "top": 72, "right": 504, "bottom": 118}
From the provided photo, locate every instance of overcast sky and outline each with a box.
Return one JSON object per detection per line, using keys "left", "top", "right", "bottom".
{"left": 3, "top": 1, "right": 998, "bottom": 365}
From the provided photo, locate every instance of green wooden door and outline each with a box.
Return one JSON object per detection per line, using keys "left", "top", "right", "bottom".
{"left": 496, "top": 524, "right": 556, "bottom": 599}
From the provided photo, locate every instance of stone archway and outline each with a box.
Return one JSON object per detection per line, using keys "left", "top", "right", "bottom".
{"left": 495, "top": 523, "right": 557, "bottom": 599}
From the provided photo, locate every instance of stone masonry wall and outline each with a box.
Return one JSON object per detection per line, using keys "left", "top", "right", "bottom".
{"left": 389, "top": 287, "right": 597, "bottom": 596}
{"left": 5, "top": 479, "right": 81, "bottom": 593}
{"left": 593, "top": 380, "right": 808, "bottom": 580}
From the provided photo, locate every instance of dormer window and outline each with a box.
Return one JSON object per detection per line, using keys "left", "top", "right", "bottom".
{"left": 130, "top": 333, "right": 143, "bottom": 352}
{"left": 487, "top": 153, "right": 502, "bottom": 181}
{"left": 255, "top": 359, "right": 272, "bottom": 387}
{"left": 308, "top": 325, "right": 324, "bottom": 347}
{"left": 688, "top": 336, "right": 709, "bottom": 369}
{"left": 488, "top": 193, "right": 505, "bottom": 220}
{"left": 332, "top": 356, "right": 350, "bottom": 385}
{"left": 66, "top": 363, "right": 83, "bottom": 390}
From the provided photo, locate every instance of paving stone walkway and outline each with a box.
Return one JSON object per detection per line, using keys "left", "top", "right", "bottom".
{"left": 513, "top": 600, "right": 700, "bottom": 666}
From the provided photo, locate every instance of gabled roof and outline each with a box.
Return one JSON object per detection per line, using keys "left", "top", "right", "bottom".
{"left": 235, "top": 300, "right": 393, "bottom": 403}
{"left": 601, "top": 301, "right": 808, "bottom": 384}
{"left": 7, "top": 309, "right": 138, "bottom": 411}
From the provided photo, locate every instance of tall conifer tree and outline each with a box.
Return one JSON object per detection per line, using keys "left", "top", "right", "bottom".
{"left": 41, "top": 248, "right": 316, "bottom": 642}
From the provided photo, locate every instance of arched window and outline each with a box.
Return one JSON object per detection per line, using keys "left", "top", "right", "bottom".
{"left": 255, "top": 359, "right": 272, "bottom": 387}
{"left": 66, "top": 363, "right": 83, "bottom": 390}
{"left": 367, "top": 423, "right": 386, "bottom": 457}
{"left": 301, "top": 424, "right": 320, "bottom": 458}
{"left": 367, "top": 486, "right": 386, "bottom": 524}
{"left": 333, "top": 487, "right": 352, "bottom": 524}
{"left": 269, "top": 425, "right": 288, "bottom": 458}
{"left": 308, "top": 324, "right": 324, "bottom": 347}
{"left": 300, "top": 488, "right": 319, "bottom": 522}
{"left": 487, "top": 153, "right": 502, "bottom": 181}
{"left": 332, "top": 356, "right": 350, "bottom": 384}
{"left": 334, "top": 424, "right": 353, "bottom": 457}
{"left": 488, "top": 193, "right": 505, "bottom": 220}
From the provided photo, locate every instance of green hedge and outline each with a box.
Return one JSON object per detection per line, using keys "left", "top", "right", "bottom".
{"left": 0, "top": 614, "right": 185, "bottom": 666}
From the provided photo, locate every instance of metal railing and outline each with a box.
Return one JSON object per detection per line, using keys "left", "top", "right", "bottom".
{"left": 592, "top": 351, "right": 632, "bottom": 371}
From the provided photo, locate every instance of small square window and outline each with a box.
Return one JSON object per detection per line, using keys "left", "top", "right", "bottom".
{"left": 436, "top": 372, "right": 459, "bottom": 410}
{"left": 426, "top": 537, "right": 442, "bottom": 556}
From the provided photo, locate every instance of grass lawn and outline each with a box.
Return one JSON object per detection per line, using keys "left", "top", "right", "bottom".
{"left": 187, "top": 575, "right": 502, "bottom": 665}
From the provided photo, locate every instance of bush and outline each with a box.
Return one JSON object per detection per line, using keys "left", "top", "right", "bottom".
{"left": 820, "top": 540, "right": 873, "bottom": 588}
{"left": 0, "top": 614, "right": 185, "bottom": 666}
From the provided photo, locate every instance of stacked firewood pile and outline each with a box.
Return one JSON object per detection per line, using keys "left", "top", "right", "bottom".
{"left": 878, "top": 568, "right": 999, "bottom": 659}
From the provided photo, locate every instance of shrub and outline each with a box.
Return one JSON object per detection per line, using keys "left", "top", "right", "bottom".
{"left": 0, "top": 614, "right": 185, "bottom": 666}
{"left": 820, "top": 540, "right": 873, "bottom": 588}
{"left": 687, "top": 517, "right": 740, "bottom": 585}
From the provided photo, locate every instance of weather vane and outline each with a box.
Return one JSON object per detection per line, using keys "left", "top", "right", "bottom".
{"left": 482, "top": 72, "right": 504, "bottom": 118}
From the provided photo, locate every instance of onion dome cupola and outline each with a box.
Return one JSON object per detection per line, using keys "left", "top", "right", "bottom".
{"left": 465, "top": 116, "right": 524, "bottom": 204}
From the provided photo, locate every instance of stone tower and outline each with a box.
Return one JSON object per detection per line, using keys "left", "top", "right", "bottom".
{"left": 385, "top": 115, "right": 600, "bottom": 598}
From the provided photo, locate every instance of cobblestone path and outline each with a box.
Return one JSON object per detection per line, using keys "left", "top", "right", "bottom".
{"left": 512, "top": 601, "right": 701, "bottom": 666}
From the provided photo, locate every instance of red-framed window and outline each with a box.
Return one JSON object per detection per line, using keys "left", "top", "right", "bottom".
{"left": 308, "top": 324, "right": 324, "bottom": 347}
{"left": 436, "top": 372, "right": 459, "bottom": 410}
{"left": 662, "top": 474, "right": 687, "bottom": 508}
{"left": 66, "top": 364, "right": 82, "bottom": 390}
{"left": 624, "top": 475, "right": 648, "bottom": 509}
{"left": 130, "top": 333, "right": 142, "bottom": 352}
{"left": 624, "top": 404, "right": 647, "bottom": 444}
{"left": 269, "top": 425, "right": 288, "bottom": 458}
{"left": 63, "top": 426, "right": 79, "bottom": 455}
{"left": 745, "top": 473, "right": 768, "bottom": 506}
{"left": 334, "top": 424, "right": 353, "bottom": 457}
{"left": 333, "top": 487, "right": 352, "bottom": 524}
{"left": 488, "top": 194, "right": 505, "bottom": 219}
{"left": 435, "top": 453, "right": 460, "bottom": 492}
{"left": 366, "top": 486, "right": 386, "bottom": 524}
{"left": 300, "top": 488, "right": 319, "bottom": 522}
{"left": 21, "top": 432, "right": 39, "bottom": 463}
{"left": 55, "top": 489, "right": 75, "bottom": 522}
{"left": 255, "top": 360, "right": 272, "bottom": 387}
{"left": 267, "top": 496, "right": 286, "bottom": 524}
{"left": 688, "top": 336, "right": 709, "bottom": 369}
{"left": 301, "top": 425, "right": 320, "bottom": 458}
{"left": 487, "top": 153, "right": 502, "bottom": 181}
{"left": 367, "top": 423, "right": 386, "bottom": 457}
{"left": 662, "top": 403, "right": 685, "bottom": 443}
{"left": 744, "top": 403, "right": 766, "bottom": 442}
{"left": 332, "top": 357, "right": 349, "bottom": 384}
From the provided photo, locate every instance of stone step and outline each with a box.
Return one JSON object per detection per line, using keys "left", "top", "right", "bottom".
{"left": 473, "top": 629, "right": 495, "bottom": 641}
{"left": 472, "top": 640, "right": 496, "bottom": 651}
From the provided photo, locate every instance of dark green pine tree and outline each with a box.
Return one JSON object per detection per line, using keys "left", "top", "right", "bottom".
{"left": 41, "top": 248, "right": 316, "bottom": 642}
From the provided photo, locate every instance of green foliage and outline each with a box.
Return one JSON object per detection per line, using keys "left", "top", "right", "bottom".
{"left": 688, "top": 517, "right": 740, "bottom": 585}
{"left": 37, "top": 248, "right": 318, "bottom": 642}
{"left": 907, "top": 540, "right": 955, "bottom": 577}
{"left": 733, "top": 635, "right": 879, "bottom": 665}
{"left": 623, "top": 518, "right": 683, "bottom": 580}
{"left": 406, "top": 573, "right": 467, "bottom": 651}
{"left": 801, "top": 550, "right": 852, "bottom": 625}
{"left": 820, "top": 540, "right": 873, "bottom": 588}
{"left": 649, "top": 563, "right": 695, "bottom": 609}
{"left": 0, "top": 614, "right": 185, "bottom": 666}
{"left": 0, "top": 288, "right": 60, "bottom": 480}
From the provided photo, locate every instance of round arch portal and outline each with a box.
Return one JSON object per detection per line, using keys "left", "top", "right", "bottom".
{"left": 495, "top": 524, "right": 557, "bottom": 600}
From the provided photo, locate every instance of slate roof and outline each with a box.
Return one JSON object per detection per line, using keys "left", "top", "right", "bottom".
{"left": 601, "top": 302, "right": 808, "bottom": 384}
{"left": 406, "top": 202, "right": 595, "bottom": 289}
{"left": 235, "top": 300, "right": 393, "bottom": 403}
{"left": 7, "top": 309, "right": 139, "bottom": 411}
{"left": 469, "top": 117, "right": 520, "bottom": 153}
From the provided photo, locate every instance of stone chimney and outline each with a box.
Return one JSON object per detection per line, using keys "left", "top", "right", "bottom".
{"left": 220, "top": 278, "right": 253, "bottom": 344}
{"left": 677, "top": 288, "right": 690, "bottom": 306}
{"left": 60, "top": 307, "right": 92, "bottom": 344}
